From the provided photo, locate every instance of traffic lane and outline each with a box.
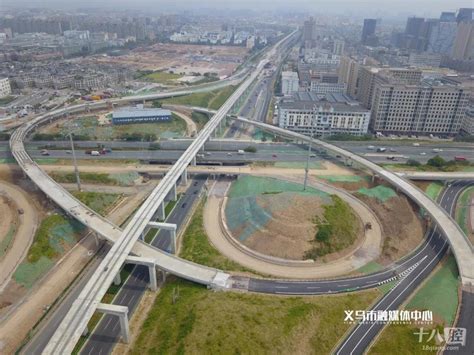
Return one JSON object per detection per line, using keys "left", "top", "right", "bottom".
{"left": 335, "top": 182, "right": 464, "bottom": 354}
{"left": 336, "top": 236, "right": 448, "bottom": 354}
{"left": 80, "top": 264, "right": 149, "bottom": 355}
{"left": 151, "top": 177, "right": 206, "bottom": 251}
{"left": 249, "top": 181, "right": 463, "bottom": 295}
{"left": 444, "top": 291, "right": 474, "bottom": 355}
{"left": 248, "top": 229, "right": 445, "bottom": 295}
{"left": 21, "top": 244, "right": 110, "bottom": 355}
{"left": 81, "top": 176, "right": 206, "bottom": 353}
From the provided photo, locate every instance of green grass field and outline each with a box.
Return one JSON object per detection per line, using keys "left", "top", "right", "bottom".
{"left": 143, "top": 71, "right": 183, "bottom": 84}
{"left": 131, "top": 277, "right": 380, "bottom": 355}
{"left": 71, "top": 191, "right": 121, "bottom": 216}
{"left": 179, "top": 199, "right": 250, "bottom": 272}
{"left": 358, "top": 185, "right": 397, "bottom": 202}
{"left": 39, "top": 113, "right": 186, "bottom": 141}
{"left": 160, "top": 86, "right": 236, "bottom": 110}
{"left": 370, "top": 255, "right": 460, "bottom": 354}
{"left": 13, "top": 214, "right": 84, "bottom": 288}
{"left": 455, "top": 186, "right": 474, "bottom": 237}
{"left": 425, "top": 182, "right": 444, "bottom": 200}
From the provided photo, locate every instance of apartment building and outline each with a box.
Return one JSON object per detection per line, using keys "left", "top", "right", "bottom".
{"left": 357, "top": 67, "right": 422, "bottom": 109}
{"left": 370, "top": 78, "right": 469, "bottom": 135}
{"left": 338, "top": 56, "right": 360, "bottom": 97}
{"left": 278, "top": 92, "right": 370, "bottom": 137}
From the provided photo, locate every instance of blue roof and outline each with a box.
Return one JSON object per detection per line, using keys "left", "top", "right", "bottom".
{"left": 113, "top": 108, "right": 171, "bottom": 119}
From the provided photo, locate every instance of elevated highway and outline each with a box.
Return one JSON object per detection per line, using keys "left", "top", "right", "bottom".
{"left": 9, "top": 29, "right": 473, "bottom": 353}
{"left": 193, "top": 109, "right": 474, "bottom": 288}
{"left": 20, "top": 31, "right": 297, "bottom": 354}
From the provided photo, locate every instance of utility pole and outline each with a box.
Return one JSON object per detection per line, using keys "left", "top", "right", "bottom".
{"left": 303, "top": 105, "right": 316, "bottom": 191}
{"left": 68, "top": 132, "right": 81, "bottom": 192}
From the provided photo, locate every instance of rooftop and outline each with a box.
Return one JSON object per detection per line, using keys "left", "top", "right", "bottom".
{"left": 280, "top": 93, "right": 369, "bottom": 113}
{"left": 113, "top": 107, "right": 172, "bottom": 119}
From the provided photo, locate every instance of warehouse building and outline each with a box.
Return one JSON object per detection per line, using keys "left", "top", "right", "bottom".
{"left": 112, "top": 107, "right": 172, "bottom": 125}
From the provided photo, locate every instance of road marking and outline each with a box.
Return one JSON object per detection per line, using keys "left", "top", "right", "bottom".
{"left": 306, "top": 286, "right": 320, "bottom": 289}
{"left": 274, "top": 286, "right": 288, "bottom": 289}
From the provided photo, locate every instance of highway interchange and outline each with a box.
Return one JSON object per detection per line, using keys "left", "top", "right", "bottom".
{"left": 7, "top": 30, "right": 474, "bottom": 354}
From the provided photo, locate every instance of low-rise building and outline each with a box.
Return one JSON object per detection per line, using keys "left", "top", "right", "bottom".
{"left": 281, "top": 71, "right": 299, "bottom": 96}
{"left": 112, "top": 107, "right": 172, "bottom": 125}
{"left": 278, "top": 92, "right": 370, "bottom": 137}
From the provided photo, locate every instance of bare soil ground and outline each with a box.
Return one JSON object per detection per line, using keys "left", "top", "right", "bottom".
{"left": 83, "top": 43, "right": 248, "bottom": 76}
{"left": 242, "top": 193, "right": 324, "bottom": 260}
{"left": 357, "top": 194, "right": 425, "bottom": 264}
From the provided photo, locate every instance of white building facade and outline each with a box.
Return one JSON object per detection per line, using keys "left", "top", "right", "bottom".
{"left": 281, "top": 71, "right": 299, "bottom": 96}
{"left": 278, "top": 93, "right": 370, "bottom": 137}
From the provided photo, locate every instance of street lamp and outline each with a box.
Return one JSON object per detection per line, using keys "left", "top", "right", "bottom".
{"left": 66, "top": 131, "right": 81, "bottom": 192}
{"left": 303, "top": 105, "right": 317, "bottom": 191}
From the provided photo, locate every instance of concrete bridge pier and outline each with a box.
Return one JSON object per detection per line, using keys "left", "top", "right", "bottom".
{"left": 192, "top": 156, "right": 197, "bottom": 166}
{"left": 181, "top": 170, "right": 188, "bottom": 186}
{"left": 148, "top": 221, "right": 177, "bottom": 254}
{"left": 96, "top": 303, "right": 130, "bottom": 343}
{"left": 126, "top": 256, "right": 158, "bottom": 291}
{"left": 113, "top": 272, "right": 121, "bottom": 285}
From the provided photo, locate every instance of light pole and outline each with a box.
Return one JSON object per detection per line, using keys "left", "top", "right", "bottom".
{"left": 303, "top": 105, "right": 317, "bottom": 191}
{"left": 68, "top": 132, "right": 81, "bottom": 192}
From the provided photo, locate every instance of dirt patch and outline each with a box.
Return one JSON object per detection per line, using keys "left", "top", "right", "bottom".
{"left": 357, "top": 194, "right": 425, "bottom": 264}
{"left": 242, "top": 193, "right": 324, "bottom": 260}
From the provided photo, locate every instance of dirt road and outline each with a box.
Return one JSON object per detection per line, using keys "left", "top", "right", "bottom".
{"left": 203, "top": 177, "right": 382, "bottom": 279}
{"left": 0, "top": 182, "right": 156, "bottom": 354}
{"left": 0, "top": 181, "right": 39, "bottom": 293}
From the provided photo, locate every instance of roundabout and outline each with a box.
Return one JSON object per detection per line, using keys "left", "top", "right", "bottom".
{"left": 204, "top": 175, "right": 384, "bottom": 278}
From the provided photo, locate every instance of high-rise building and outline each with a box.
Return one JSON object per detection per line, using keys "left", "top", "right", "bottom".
{"left": 452, "top": 21, "right": 474, "bottom": 60}
{"left": 332, "top": 40, "right": 345, "bottom": 55}
{"left": 357, "top": 67, "right": 422, "bottom": 109}
{"left": 440, "top": 12, "right": 457, "bottom": 22}
{"left": 361, "top": 19, "right": 376, "bottom": 44}
{"left": 281, "top": 71, "right": 299, "bottom": 96}
{"left": 303, "top": 17, "right": 316, "bottom": 47}
{"left": 0, "top": 78, "right": 11, "bottom": 98}
{"left": 338, "top": 56, "right": 360, "bottom": 97}
{"left": 427, "top": 19, "right": 457, "bottom": 55}
{"left": 457, "top": 8, "right": 473, "bottom": 23}
{"left": 404, "top": 16, "right": 426, "bottom": 50}
{"left": 370, "top": 78, "right": 469, "bottom": 135}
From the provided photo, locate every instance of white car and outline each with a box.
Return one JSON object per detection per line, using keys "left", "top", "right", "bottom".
{"left": 420, "top": 152, "right": 427, "bottom": 156}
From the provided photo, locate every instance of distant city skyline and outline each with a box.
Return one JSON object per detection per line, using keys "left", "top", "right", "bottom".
{"left": 2, "top": 0, "right": 472, "bottom": 18}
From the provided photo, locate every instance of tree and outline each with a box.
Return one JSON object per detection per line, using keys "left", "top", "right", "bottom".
{"left": 316, "top": 225, "right": 332, "bottom": 243}
{"left": 244, "top": 146, "right": 257, "bottom": 153}
{"left": 427, "top": 155, "right": 446, "bottom": 168}
{"left": 406, "top": 159, "right": 421, "bottom": 167}
{"left": 152, "top": 100, "right": 162, "bottom": 108}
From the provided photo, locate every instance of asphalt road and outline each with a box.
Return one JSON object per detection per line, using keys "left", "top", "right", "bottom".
{"left": 20, "top": 242, "right": 110, "bottom": 355}
{"left": 79, "top": 175, "right": 206, "bottom": 355}
{"left": 335, "top": 181, "right": 472, "bottom": 355}
{"left": 13, "top": 143, "right": 474, "bottom": 166}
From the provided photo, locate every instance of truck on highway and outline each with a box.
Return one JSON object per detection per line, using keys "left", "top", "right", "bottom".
{"left": 237, "top": 150, "right": 245, "bottom": 155}
{"left": 90, "top": 150, "right": 100, "bottom": 156}
{"left": 454, "top": 156, "right": 467, "bottom": 162}
{"left": 40, "top": 149, "right": 49, "bottom": 156}
{"left": 377, "top": 147, "right": 386, "bottom": 152}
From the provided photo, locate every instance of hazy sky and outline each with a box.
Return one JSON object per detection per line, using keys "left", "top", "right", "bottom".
{"left": 2, "top": 0, "right": 472, "bottom": 18}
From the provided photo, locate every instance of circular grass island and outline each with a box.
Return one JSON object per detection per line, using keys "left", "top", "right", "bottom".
{"left": 224, "top": 176, "right": 364, "bottom": 262}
